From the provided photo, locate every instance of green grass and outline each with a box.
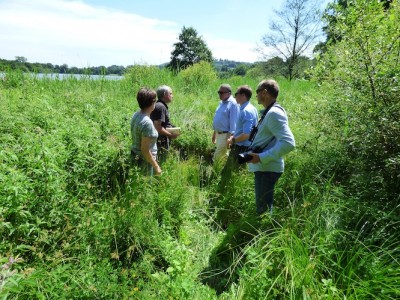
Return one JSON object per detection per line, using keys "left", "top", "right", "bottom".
{"left": 1, "top": 66, "right": 399, "bottom": 299}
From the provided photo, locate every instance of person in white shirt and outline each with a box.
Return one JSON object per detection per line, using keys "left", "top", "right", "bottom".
{"left": 246, "top": 79, "right": 295, "bottom": 215}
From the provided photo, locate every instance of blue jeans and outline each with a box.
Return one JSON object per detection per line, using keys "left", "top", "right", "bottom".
{"left": 254, "top": 171, "right": 282, "bottom": 215}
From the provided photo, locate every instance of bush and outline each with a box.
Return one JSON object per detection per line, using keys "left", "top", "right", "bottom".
{"left": 177, "top": 61, "right": 217, "bottom": 94}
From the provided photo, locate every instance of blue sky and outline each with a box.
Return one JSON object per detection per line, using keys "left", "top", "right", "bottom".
{"left": 0, "top": 0, "right": 329, "bottom": 67}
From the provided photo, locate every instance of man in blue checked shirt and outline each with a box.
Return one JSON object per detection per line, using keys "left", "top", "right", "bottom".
{"left": 212, "top": 84, "right": 240, "bottom": 164}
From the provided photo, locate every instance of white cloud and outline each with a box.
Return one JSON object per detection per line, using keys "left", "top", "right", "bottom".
{"left": 0, "top": 0, "right": 263, "bottom": 67}
{"left": 207, "top": 37, "right": 262, "bottom": 63}
{"left": 0, "top": 0, "right": 179, "bottom": 66}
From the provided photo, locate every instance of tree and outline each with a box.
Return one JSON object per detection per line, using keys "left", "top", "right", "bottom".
{"left": 169, "top": 26, "right": 213, "bottom": 72}
{"left": 232, "top": 64, "right": 248, "bottom": 76}
{"left": 312, "top": 0, "right": 400, "bottom": 204}
{"left": 15, "top": 56, "right": 27, "bottom": 63}
{"left": 315, "top": 0, "right": 394, "bottom": 54}
{"left": 260, "top": 0, "right": 322, "bottom": 80}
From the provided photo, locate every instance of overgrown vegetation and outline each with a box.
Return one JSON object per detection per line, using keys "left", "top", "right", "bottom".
{"left": 1, "top": 1, "right": 399, "bottom": 299}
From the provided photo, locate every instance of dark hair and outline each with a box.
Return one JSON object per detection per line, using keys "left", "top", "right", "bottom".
{"left": 137, "top": 87, "right": 156, "bottom": 109}
{"left": 236, "top": 85, "right": 252, "bottom": 100}
{"left": 258, "top": 79, "right": 279, "bottom": 98}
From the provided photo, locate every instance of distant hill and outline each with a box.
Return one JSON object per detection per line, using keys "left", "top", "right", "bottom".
{"left": 213, "top": 58, "right": 253, "bottom": 72}
{"left": 158, "top": 59, "right": 253, "bottom": 71}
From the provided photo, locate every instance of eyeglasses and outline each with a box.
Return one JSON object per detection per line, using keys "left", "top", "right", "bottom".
{"left": 217, "top": 91, "right": 230, "bottom": 95}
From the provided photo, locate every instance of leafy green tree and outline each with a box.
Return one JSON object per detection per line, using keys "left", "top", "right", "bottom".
{"left": 313, "top": 0, "right": 400, "bottom": 204}
{"left": 263, "top": 56, "right": 287, "bottom": 77}
{"left": 169, "top": 26, "right": 213, "bottom": 72}
{"left": 260, "top": 0, "right": 323, "bottom": 80}
{"left": 59, "top": 64, "right": 68, "bottom": 74}
{"left": 315, "top": 0, "right": 394, "bottom": 54}
{"left": 232, "top": 64, "right": 248, "bottom": 76}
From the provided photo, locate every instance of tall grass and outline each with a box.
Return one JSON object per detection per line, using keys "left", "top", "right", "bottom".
{"left": 1, "top": 65, "right": 398, "bottom": 299}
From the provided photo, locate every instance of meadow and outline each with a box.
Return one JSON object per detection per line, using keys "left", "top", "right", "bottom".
{"left": 1, "top": 63, "right": 399, "bottom": 299}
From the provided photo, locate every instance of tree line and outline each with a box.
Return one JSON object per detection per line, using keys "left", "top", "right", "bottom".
{"left": 0, "top": 55, "right": 317, "bottom": 79}
{"left": 0, "top": 57, "right": 127, "bottom": 76}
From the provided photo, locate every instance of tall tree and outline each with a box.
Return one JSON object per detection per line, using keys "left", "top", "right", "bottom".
{"left": 169, "top": 26, "right": 213, "bottom": 72}
{"left": 260, "top": 0, "right": 322, "bottom": 80}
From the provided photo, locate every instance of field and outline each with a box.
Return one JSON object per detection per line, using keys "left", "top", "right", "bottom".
{"left": 1, "top": 65, "right": 399, "bottom": 299}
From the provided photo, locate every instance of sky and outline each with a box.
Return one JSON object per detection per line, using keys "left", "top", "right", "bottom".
{"left": 0, "top": 0, "right": 329, "bottom": 68}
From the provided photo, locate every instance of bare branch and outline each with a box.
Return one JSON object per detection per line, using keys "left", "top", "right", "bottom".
{"left": 258, "top": 0, "right": 324, "bottom": 79}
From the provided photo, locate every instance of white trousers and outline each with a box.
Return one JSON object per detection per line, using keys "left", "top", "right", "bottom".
{"left": 213, "top": 132, "right": 230, "bottom": 163}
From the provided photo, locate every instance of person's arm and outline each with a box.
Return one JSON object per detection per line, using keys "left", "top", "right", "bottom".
{"left": 248, "top": 110, "right": 295, "bottom": 164}
{"left": 212, "top": 131, "right": 216, "bottom": 144}
{"left": 229, "top": 102, "right": 240, "bottom": 134}
{"left": 141, "top": 136, "right": 161, "bottom": 175}
{"left": 227, "top": 110, "right": 253, "bottom": 145}
{"left": 153, "top": 120, "right": 179, "bottom": 139}
{"left": 227, "top": 132, "right": 250, "bottom": 145}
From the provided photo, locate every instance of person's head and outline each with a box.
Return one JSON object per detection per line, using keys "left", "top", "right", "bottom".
{"left": 137, "top": 87, "right": 157, "bottom": 110}
{"left": 234, "top": 85, "right": 252, "bottom": 105}
{"left": 157, "top": 85, "right": 173, "bottom": 103}
{"left": 217, "top": 84, "right": 232, "bottom": 101}
{"left": 256, "top": 79, "right": 279, "bottom": 106}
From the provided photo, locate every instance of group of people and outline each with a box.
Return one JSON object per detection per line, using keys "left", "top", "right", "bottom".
{"left": 130, "top": 85, "right": 178, "bottom": 176}
{"left": 130, "top": 79, "right": 295, "bottom": 215}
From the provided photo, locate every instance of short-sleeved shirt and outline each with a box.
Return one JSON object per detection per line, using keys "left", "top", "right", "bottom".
{"left": 212, "top": 96, "right": 239, "bottom": 134}
{"left": 130, "top": 111, "right": 158, "bottom": 157}
{"left": 150, "top": 100, "right": 173, "bottom": 149}
{"left": 234, "top": 101, "right": 259, "bottom": 147}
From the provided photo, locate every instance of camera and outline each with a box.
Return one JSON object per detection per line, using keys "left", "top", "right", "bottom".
{"left": 237, "top": 152, "right": 253, "bottom": 164}
{"left": 237, "top": 146, "right": 262, "bottom": 164}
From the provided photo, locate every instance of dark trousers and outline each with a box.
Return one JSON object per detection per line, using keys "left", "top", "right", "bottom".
{"left": 254, "top": 171, "right": 282, "bottom": 215}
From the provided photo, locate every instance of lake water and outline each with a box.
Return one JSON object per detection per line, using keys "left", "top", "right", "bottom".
{"left": 0, "top": 72, "right": 124, "bottom": 80}
{"left": 34, "top": 73, "right": 124, "bottom": 80}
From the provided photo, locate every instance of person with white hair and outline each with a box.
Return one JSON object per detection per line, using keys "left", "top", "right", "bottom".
{"left": 150, "top": 85, "right": 180, "bottom": 163}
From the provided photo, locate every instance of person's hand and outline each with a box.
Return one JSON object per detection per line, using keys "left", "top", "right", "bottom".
{"left": 247, "top": 153, "right": 261, "bottom": 164}
{"left": 226, "top": 136, "right": 234, "bottom": 147}
{"left": 154, "top": 165, "right": 162, "bottom": 176}
{"left": 169, "top": 133, "right": 179, "bottom": 139}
